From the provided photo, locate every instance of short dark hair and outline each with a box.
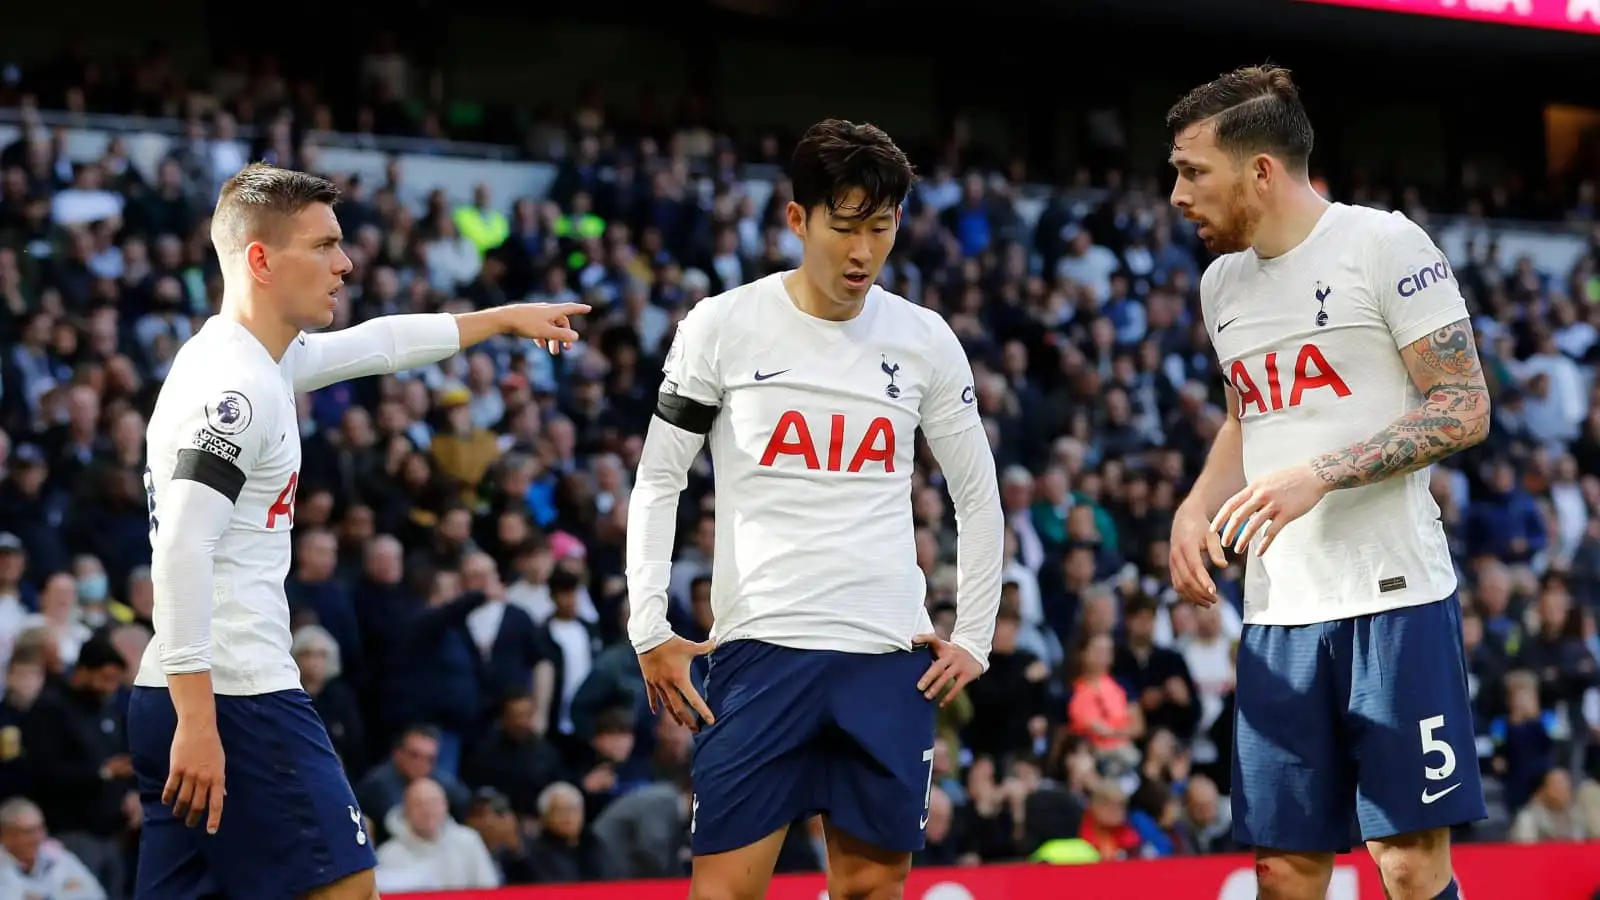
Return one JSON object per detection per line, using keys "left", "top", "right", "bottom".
{"left": 212, "top": 162, "right": 340, "bottom": 252}
{"left": 547, "top": 568, "right": 581, "bottom": 596}
{"left": 74, "top": 636, "right": 127, "bottom": 673}
{"left": 400, "top": 723, "right": 442, "bottom": 746}
{"left": 1166, "top": 65, "right": 1314, "bottom": 172}
{"left": 789, "top": 119, "right": 916, "bottom": 219}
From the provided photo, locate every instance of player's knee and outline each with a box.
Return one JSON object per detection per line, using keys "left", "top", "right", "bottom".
{"left": 825, "top": 853, "right": 910, "bottom": 900}
{"left": 689, "top": 881, "right": 767, "bottom": 900}
{"left": 1368, "top": 828, "right": 1452, "bottom": 898}
{"left": 1254, "top": 851, "right": 1335, "bottom": 900}
{"left": 826, "top": 871, "right": 905, "bottom": 900}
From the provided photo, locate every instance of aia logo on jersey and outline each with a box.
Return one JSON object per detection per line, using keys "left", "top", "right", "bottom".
{"left": 267, "top": 473, "right": 300, "bottom": 529}
{"left": 1229, "top": 344, "right": 1352, "bottom": 418}
{"left": 759, "top": 411, "right": 896, "bottom": 473}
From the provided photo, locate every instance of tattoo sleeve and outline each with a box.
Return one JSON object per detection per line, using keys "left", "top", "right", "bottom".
{"left": 1309, "top": 319, "right": 1491, "bottom": 491}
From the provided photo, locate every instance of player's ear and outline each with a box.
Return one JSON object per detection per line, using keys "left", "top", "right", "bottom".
{"left": 244, "top": 241, "right": 274, "bottom": 285}
{"left": 1251, "top": 154, "right": 1275, "bottom": 191}
{"left": 785, "top": 201, "right": 808, "bottom": 240}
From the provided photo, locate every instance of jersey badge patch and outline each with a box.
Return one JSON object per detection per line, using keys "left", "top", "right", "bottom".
{"left": 206, "top": 391, "right": 253, "bottom": 436}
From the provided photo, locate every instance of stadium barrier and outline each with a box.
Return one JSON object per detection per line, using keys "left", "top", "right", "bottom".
{"left": 398, "top": 840, "right": 1600, "bottom": 899}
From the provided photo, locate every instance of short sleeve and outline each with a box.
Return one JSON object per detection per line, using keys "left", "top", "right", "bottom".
{"left": 1368, "top": 214, "right": 1470, "bottom": 349}
{"left": 661, "top": 302, "right": 723, "bottom": 406}
{"left": 919, "top": 317, "right": 982, "bottom": 440}
{"left": 169, "top": 385, "right": 270, "bottom": 504}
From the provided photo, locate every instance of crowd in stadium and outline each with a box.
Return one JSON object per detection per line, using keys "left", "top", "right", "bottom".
{"left": 0, "top": 38, "right": 1598, "bottom": 899}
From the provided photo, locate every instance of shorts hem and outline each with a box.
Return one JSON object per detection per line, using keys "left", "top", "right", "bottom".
{"left": 1359, "top": 813, "right": 1487, "bottom": 844}
{"left": 284, "top": 860, "right": 377, "bottom": 897}
{"left": 691, "top": 819, "right": 803, "bottom": 858}
{"left": 1234, "top": 831, "right": 1353, "bottom": 855}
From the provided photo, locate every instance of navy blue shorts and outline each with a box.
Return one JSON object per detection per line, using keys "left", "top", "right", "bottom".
{"left": 1232, "top": 596, "right": 1488, "bottom": 852}
{"left": 690, "top": 640, "right": 937, "bottom": 856}
{"left": 128, "top": 687, "right": 377, "bottom": 899}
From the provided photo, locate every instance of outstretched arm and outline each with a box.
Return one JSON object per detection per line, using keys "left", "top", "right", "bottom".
{"left": 290, "top": 303, "right": 588, "bottom": 393}
{"left": 1309, "top": 318, "right": 1491, "bottom": 490}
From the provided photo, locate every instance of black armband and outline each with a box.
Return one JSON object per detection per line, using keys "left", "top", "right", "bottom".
{"left": 173, "top": 446, "right": 246, "bottom": 503}
{"left": 655, "top": 391, "right": 718, "bottom": 435}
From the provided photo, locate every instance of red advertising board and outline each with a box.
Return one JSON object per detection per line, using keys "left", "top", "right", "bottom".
{"left": 399, "top": 841, "right": 1600, "bottom": 899}
{"left": 1299, "top": 0, "right": 1600, "bottom": 35}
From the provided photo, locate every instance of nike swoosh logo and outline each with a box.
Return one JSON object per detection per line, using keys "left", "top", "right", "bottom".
{"left": 920, "top": 815, "right": 930, "bottom": 829}
{"left": 753, "top": 369, "right": 790, "bottom": 382}
{"left": 1216, "top": 317, "right": 1241, "bottom": 334}
{"left": 1420, "top": 784, "right": 1460, "bottom": 804}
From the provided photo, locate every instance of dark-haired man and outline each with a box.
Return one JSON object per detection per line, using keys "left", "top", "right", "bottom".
{"left": 625, "top": 119, "right": 1004, "bottom": 899}
{"left": 1166, "top": 65, "right": 1489, "bottom": 900}
{"left": 129, "top": 162, "right": 589, "bottom": 900}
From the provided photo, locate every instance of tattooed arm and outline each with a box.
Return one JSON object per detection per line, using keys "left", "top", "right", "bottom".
{"left": 1309, "top": 318, "right": 1491, "bottom": 490}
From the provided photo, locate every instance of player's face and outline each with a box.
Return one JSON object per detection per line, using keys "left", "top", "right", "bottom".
{"left": 265, "top": 202, "right": 352, "bottom": 332}
{"left": 788, "top": 188, "right": 899, "bottom": 308}
{"left": 1169, "top": 122, "right": 1263, "bottom": 255}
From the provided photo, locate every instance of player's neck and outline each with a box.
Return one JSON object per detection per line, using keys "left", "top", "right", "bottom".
{"left": 1250, "top": 184, "right": 1331, "bottom": 260}
{"left": 783, "top": 269, "right": 864, "bottom": 323}
{"left": 220, "top": 293, "right": 299, "bottom": 362}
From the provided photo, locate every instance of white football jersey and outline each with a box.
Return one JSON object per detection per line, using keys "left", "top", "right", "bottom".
{"left": 1202, "top": 204, "right": 1466, "bottom": 625}
{"left": 136, "top": 318, "right": 325, "bottom": 693}
{"left": 663, "top": 273, "right": 981, "bottom": 653}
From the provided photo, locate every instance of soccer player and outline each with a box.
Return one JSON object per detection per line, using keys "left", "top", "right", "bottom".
{"left": 1165, "top": 66, "right": 1490, "bottom": 900}
{"left": 624, "top": 120, "right": 1004, "bottom": 900}
{"left": 129, "top": 163, "right": 587, "bottom": 900}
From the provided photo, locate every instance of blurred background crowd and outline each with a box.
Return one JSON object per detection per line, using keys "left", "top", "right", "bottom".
{"left": 2, "top": 1, "right": 1600, "bottom": 897}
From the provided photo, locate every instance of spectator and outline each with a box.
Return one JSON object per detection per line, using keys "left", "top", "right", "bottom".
{"left": 1180, "top": 774, "right": 1236, "bottom": 855}
{"left": 0, "top": 797, "right": 106, "bottom": 900}
{"left": 17, "top": 636, "right": 130, "bottom": 899}
{"left": 1112, "top": 591, "right": 1201, "bottom": 742}
{"left": 962, "top": 598, "right": 1050, "bottom": 761}
{"left": 21, "top": 571, "right": 90, "bottom": 668}
{"left": 291, "top": 624, "right": 367, "bottom": 771}
{"left": 1078, "top": 781, "right": 1146, "bottom": 861}
{"left": 463, "top": 787, "right": 539, "bottom": 885}
{"left": 1066, "top": 631, "right": 1142, "bottom": 762}
{"left": 356, "top": 725, "right": 471, "bottom": 844}
{"left": 1491, "top": 670, "right": 1561, "bottom": 812}
{"left": 463, "top": 690, "right": 565, "bottom": 819}
{"left": 374, "top": 777, "right": 500, "bottom": 892}
{"left": 523, "top": 781, "right": 616, "bottom": 883}
{"left": 0, "top": 648, "right": 46, "bottom": 803}
{"left": 590, "top": 768, "right": 693, "bottom": 880}
{"left": 1509, "top": 767, "right": 1590, "bottom": 842}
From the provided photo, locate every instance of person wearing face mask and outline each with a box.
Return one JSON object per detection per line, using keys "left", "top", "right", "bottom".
{"left": 70, "top": 556, "right": 134, "bottom": 634}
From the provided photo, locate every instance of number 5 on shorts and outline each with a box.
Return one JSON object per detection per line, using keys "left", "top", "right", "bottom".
{"left": 1418, "top": 714, "right": 1456, "bottom": 781}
